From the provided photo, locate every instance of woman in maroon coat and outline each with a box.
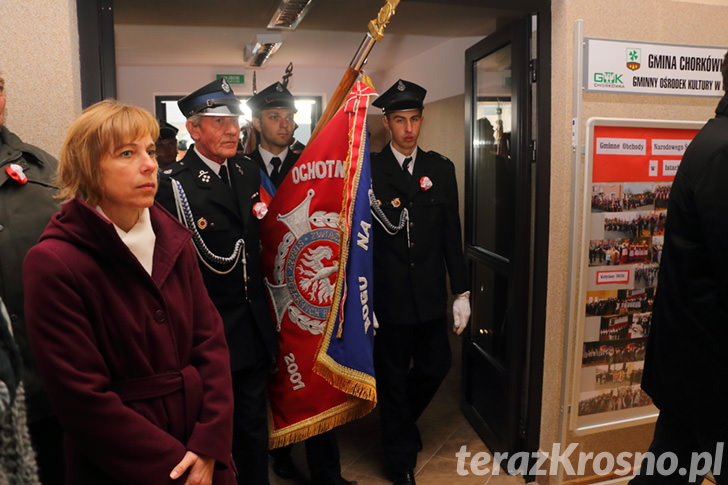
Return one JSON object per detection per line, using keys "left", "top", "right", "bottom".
{"left": 23, "top": 101, "right": 235, "bottom": 485}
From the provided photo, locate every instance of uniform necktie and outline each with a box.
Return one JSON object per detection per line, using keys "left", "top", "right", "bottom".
{"left": 219, "top": 164, "right": 230, "bottom": 186}
{"left": 270, "top": 157, "right": 282, "bottom": 182}
{"left": 402, "top": 157, "right": 412, "bottom": 181}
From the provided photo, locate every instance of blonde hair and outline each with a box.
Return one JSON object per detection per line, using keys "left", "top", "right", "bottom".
{"left": 58, "top": 100, "right": 159, "bottom": 205}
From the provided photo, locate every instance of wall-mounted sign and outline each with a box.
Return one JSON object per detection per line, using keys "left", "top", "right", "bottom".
{"left": 584, "top": 38, "right": 725, "bottom": 97}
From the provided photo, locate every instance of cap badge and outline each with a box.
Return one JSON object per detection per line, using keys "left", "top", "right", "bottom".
{"left": 391, "top": 197, "right": 401, "bottom": 208}
{"left": 221, "top": 78, "right": 231, "bottom": 93}
{"left": 397, "top": 80, "right": 406, "bottom": 91}
{"left": 276, "top": 84, "right": 284, "bottom": 92}
{"left": 198, "top": 169, "right": 211, "bottom": 183}
{"left": 5, "top": 163, "right": 28, "bottom": 185}
{"left": 197, "top": 217, "right": 208, "bottom": 230}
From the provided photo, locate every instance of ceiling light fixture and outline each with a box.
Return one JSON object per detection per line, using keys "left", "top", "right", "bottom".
{"left": 267, "top": 0, "right": 314, "bottom": 30}
{"left": 244, "top": 33, "right": 283, "bottom": 67}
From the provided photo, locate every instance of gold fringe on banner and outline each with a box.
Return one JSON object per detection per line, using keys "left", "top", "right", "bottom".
{"left": 268, "top": 397, "right": 375, "bottom": 449}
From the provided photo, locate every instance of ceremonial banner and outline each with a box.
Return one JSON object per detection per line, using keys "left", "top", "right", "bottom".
{"left": 261, "top": 81, "right": 377, "bottom": 447}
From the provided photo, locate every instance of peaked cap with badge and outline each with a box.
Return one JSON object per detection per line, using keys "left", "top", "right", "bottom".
{"left": 178, "top": 78, "right": 242, "bottom": 118}
{"left": 372, "top": 79, "right": 427, "bottom": 114}
{"left": 157, "top": 121, "right": 178, "bottom": 141}
{"left": 246, "top": 81, "right": 297, "bottom": 116}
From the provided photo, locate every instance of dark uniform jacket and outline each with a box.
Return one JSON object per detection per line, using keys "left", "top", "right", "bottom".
{"left": 641, "top": 94, "right": 728, "bottom": 429}
{"left": 243, "top": 148, "right": 297, "bottom": 188}
{"left": 24, "top": 199, "right": 235, "bottom": 485}
{"left": 0, "top": 126, "right": 59, "bottom": 422}
{"left": 371, "top": 145, "right": 468, "bottom": 325}
{"left": 156, "top": 148, "right": 277, "bottom": 371}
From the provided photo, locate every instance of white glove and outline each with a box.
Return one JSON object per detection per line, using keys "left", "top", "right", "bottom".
{"left": 452, "top": 291, "right": 471, "bottom": 335}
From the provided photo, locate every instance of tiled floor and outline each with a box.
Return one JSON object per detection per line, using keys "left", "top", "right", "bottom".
{"left": 270, "top": 332, "right": 528, "bottom": 485}
{"left": 267, "top": 333, "right": 714, "bottom": 485}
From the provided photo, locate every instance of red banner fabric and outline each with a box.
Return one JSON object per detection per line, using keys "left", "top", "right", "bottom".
{"left": 260, "top": 81, "right": 377, "bottom": 447}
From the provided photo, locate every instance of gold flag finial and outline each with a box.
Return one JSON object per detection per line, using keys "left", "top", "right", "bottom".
{"left": 368, "top": 0, "right": 400, "bottom": 42}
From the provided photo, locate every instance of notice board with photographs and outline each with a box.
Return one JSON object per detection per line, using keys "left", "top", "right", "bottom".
{"left": 569, "top": 117, "right": 703, "bottom": 434}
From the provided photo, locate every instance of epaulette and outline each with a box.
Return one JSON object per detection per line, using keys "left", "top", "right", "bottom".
{"left": 160, "top": 160, "right": 187, "bottom": 177}
{"left": 427, "top": 150, "right": 451, "bottom": 162}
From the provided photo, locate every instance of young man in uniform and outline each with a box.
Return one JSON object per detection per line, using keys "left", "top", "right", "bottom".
{"left": 244, "top": 81, "right": 298, "bottom": 188}
{"left": 370, "top": 79, "right": 471, "bottom": 485}
{"left": 156, "top": 78, "right": 277, "bottom": 485}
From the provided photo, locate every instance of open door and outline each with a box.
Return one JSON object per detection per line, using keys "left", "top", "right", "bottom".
{"left": 461, "top": 15, "right": 541, "bottom": 457}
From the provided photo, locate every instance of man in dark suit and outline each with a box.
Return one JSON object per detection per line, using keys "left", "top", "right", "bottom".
{"left": 156, "top": 78, "right": 277, "bottom": 485}
{"left": 370, "top": 79, "right": 471, "bottom": 485}
{"left": 243, "top": 82, "right": 298, "bottom": 188}
{"left": 244, "top": 82, "right": 356, "bottom": 485}
{"left": 629, "top": 52, "right": 728, "bottom": 485}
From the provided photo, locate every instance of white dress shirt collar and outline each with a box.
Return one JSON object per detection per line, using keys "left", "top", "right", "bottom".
{"left": 389, "top": 144, "right": 418, "bottom": 174}
{"left": 258, "top": 146, "right": 289, "bottom": 177}
{"left": 194, "top": 145, "right": 227, "bottom": 176}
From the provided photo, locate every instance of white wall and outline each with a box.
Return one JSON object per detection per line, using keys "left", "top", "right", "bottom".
{"left": 116, "top": 35, "right": 486, "bottom": 116}
{"left": 117, "top": 65, "right": 343, "bottom": 114}
{"left": 367, "top": 36, "right": 484, "bottom": 102}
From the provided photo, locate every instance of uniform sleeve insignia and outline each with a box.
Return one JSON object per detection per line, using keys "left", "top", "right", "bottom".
{"left": 197, "top": 217, "right": 208, "bottom": 230}
{"left": 391, "top": 197, "right": 401, "bottom": 208}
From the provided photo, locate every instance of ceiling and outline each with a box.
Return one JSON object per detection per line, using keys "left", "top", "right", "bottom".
{"left": 113, "top": 0, "right": 522, "bottom": 72}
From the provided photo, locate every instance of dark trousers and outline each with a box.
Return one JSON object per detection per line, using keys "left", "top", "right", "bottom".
{"left": 270, "top": 430, "right": 342, "bottom": 480}
{"left": 630, "top": 411, "right": 727, "bottom": 485}
{"left": 232, "top": 362, "right": 271, "bottom": 485}
{"left": 373, "top": 318, "right": 451, "bottom": 474}
{"left": 29, "top": 415, "right": 65, "bottom": 485}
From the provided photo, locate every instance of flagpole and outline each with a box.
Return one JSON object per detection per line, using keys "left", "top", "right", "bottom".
{"left": 308, "top": 0, "right": 400, "bottom": 144}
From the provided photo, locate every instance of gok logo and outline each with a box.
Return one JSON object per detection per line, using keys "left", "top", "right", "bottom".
{"left": 594, "top": 72, "right": 624, "bottom": 86}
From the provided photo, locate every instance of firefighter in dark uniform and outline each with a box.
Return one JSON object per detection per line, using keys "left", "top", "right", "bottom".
{"left": 244, "top": 82, "right": 356, "bottom": 485}
{"left": 155, "top": 121, "right": 178, "bottom": 171}
{"left": 243, "top": 82, "right": 298, "bottom": 188}
{"left": 155, "top": 78, "right": 277, "bottom": 485}
{"left": 370, "top": 79, "right": 471, "bottom": 485}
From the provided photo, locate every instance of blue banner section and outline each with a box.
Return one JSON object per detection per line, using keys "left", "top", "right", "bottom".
{"left": 326, "top": 133, "right": 375, "bottom": 378}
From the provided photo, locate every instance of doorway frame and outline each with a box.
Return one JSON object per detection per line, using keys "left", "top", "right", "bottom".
{"left": 460, "top": 6, "right": 550, "bottom": 458}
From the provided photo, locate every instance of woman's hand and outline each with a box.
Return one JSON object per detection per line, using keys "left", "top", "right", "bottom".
{"left": 170, "top": 451, "right": 215, "bottom": 485}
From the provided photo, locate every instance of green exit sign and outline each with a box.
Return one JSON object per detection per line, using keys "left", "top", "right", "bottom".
{"left": 217, "top": 74, "right": 244, "bottom": 84}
